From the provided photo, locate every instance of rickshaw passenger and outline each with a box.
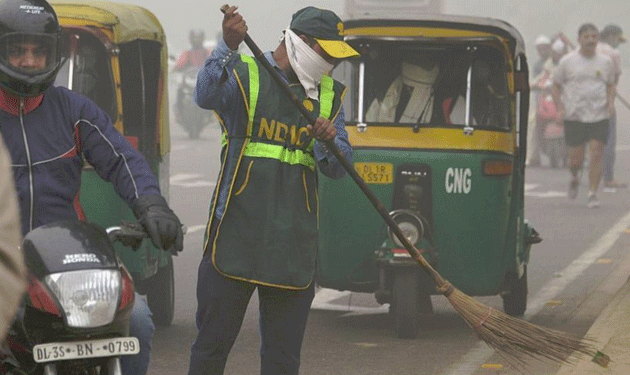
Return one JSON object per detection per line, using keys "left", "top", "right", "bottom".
{"left": 0, "top": 1, "right": 184, "bottom": 374}
{"left": 366, "top": 53, "right": 439, "bottom": 123}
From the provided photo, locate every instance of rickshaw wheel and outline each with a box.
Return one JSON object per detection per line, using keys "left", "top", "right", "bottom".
{"left": 391, "top": 268, "right": 431, "bottom": 339}
{"left": 502, "top": 267, "right": 528, "bottom": 317}
{"left": 146, "top": 256, "right": 175, "bottom": 326}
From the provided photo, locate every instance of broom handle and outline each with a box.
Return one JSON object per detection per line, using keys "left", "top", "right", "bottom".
{"left": 219, "top": 5, "right": 448, "bottom": 289}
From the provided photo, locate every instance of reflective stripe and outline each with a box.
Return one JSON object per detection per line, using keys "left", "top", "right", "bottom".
{"left": 243, "top": 142, "right": 315, "bottom": 169}
{"left": 239, "top": 57, "right": 336, "bottom": 168}
{"left": 319, "top": 75, "right": 334, "bottom": 119}
{"left": 240, "top": 55, "right": 259, "bottom": 133}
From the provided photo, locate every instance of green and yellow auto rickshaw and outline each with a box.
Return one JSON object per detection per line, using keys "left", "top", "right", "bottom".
{"left": 49, "top": 0, "right": 175, "bottom": 325}
{"left": 317, "top": 14, "right": 540, "bottom": 338}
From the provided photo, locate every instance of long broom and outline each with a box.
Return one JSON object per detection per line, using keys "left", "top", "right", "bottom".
{"left": 219, "top": 4, "right": 608, "bottom": 367}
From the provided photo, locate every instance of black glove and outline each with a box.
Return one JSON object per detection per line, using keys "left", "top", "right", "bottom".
{"left": 131, "top": 195, "right": 184, "bottom": 254}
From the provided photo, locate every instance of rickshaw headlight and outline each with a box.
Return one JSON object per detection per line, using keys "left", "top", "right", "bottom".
{"left": 392, "top": 221, "right": 420, "bottom": 247}
{"left": 387, "top": 210, "right": 425, "bottom": 247}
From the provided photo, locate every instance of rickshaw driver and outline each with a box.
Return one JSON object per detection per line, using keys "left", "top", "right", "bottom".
{"left": 0, "top": 0, "right": 184, "bottom": 374}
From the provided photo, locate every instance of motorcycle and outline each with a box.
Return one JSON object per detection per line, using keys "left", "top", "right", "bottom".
{"left": 1, "top": 221, "right": 147, "bottom": 375}
{"left": 175, "top": 68, "right": 214, "bottom": 139}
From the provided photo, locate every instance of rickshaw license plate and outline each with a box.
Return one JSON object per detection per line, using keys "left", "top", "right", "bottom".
{"left": 33, "top": 337, "right": 139, "bottom": 363}
{"left": 355, "top": 163, "right": 393, "bottom": 184}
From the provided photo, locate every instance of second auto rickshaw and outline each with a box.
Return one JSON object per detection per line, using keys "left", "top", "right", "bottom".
{"left": 50, "top": 0, "right": 175, "bottom": 325}
{"left": 317, "top": 13, "right": 541, "bottom": 338}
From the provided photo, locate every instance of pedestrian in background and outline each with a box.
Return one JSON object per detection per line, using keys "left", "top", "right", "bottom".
{"left": 188, "top": 5, "right": 357, "bottom": 374}
{"left": 0, "top": 134, "right": 25, "bottom": 341}
{"left": 598, "top": 24, "right": 626, "bottom": 192}
{"left": 527, "top": 34, "right": 552, "bottom": 167}
{"left": 552, "top": 23, "right": 616, "bottom": 208}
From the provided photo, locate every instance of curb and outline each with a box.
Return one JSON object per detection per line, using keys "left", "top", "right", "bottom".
{"left": 556, "top": 275, "right": 630, "bottom": 374}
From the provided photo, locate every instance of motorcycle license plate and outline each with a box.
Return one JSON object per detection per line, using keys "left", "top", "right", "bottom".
{"left": 33, "top": 337, "right": 139, "bottom": 363}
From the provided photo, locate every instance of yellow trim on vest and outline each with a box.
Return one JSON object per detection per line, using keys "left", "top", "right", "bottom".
{"left": 302, "top": 170, "right": 311, "bottom": 213}
{"left": 347, "top": 126, "right": 514, "bottom": 154}
{"left": 211, "top": 264, "right": 314, "bottom": 290}
{"left": 234, "top": 160, "right": 254, "bottom": 196}
{"left": 243, "top": 142, "right": 316, "bottom": 169}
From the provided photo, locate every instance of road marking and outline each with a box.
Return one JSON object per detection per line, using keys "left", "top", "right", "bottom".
{"left": 524, "top": 183, "right": 539, "bottom": 191}
{"left": 170, "top": 173, "right": 216, "bottom": 188}
{"left": 311, "top": 289, "right": 350, "bottom": 309}
{"left": 525, "top": 183, "right": 569, "bottom": 198}
{"left": 311, "top": 288, "right": 389, "bottom": 314}
{"left": 186, "top": 225, "right": 207, "bottom": 234}
{"left": 311, "top": 288, "right": 390, "bottom": 315}
{"left": 444, "top": 210, "right": 630, "bottom": 375}
{"left": 171, "top": 143, "right": 189, "bottom": 152}
{"left": 525, "top": 191, "right": 568, "bottom": 198}
{"left": 171, "top": 173, "right": 202, "bottom": 183}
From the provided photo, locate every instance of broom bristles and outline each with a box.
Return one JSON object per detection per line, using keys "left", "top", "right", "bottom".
{"left": 439, "top": 282, "right": 601, "bottom": 366}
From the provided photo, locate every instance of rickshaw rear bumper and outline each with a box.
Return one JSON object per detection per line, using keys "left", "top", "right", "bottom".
{"left": 374, "top": 251, "right": 439, "bottom": 304}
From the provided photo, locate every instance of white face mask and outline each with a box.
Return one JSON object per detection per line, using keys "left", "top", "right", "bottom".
{"left": 284, "top": 28, "right": 334, "bottom": 100}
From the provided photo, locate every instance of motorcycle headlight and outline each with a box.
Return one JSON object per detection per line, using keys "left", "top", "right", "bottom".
{"left": 45, "top": 270, "right": 121, "bottom": 328}
{"left": 387, "top": 210, "right": 425, "bottom": 248}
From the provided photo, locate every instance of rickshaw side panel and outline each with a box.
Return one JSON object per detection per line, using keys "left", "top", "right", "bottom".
{"left": 79, "top": 171, "right": 158, "bottom": 278}
{"left": 51, "top": 1, "right": 172, "bottom": 280}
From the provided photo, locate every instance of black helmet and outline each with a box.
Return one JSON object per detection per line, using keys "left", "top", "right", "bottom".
{"left": 0, "top": 0, "right": 63, "bottom": 96}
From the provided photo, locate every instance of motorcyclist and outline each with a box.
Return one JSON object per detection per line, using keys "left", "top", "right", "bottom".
{"left": 173, "top": 29, "right": 212, "bottom": 127}
{"left": 0, "top": 0, "right": 184, "bottom": 374}
{"left": 173, "top": 29, "right": 211, "bottom": 72}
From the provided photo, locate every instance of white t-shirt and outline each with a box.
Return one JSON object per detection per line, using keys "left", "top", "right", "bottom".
{"left": 552, "top": 49, "right": 615, "bottom": 123}
{"left": 597, "top": 42, "right": 622, "bottom": 81}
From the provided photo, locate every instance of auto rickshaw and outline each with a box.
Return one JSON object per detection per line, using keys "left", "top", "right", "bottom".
{"left": 317, "top": 14, "right": 541, "bottom": 338}
{"left": 49, "top": 0, "right": 175, "bottom": 326}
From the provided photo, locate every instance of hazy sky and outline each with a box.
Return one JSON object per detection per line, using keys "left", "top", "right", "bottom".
{"left": 120, "top": 0, "right": 629, "bottom": 64}
{"left": 122, "top": 0, "right": 344, "bottom": 54}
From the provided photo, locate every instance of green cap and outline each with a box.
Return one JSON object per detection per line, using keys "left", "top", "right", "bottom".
{"left": 290, "top": 6, "right": 359, "bottom": 58}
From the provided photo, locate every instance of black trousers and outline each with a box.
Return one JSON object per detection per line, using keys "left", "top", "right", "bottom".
{"left": 188, "top": 250, "right": 315, "bottom": 375}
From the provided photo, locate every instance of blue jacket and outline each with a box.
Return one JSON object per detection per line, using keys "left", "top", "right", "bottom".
{"left": 195, "top": 39, "right": 353, "bottom": 219}
{"left": 0, "top": 86, "right": 160, "bottom": 235}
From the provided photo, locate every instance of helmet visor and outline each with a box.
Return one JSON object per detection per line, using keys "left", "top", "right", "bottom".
{"left": 0, "top": 32, "right": 58, "bottom": 76}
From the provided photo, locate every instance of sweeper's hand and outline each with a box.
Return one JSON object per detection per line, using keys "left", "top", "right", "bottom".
{"left": 221, "top": 5, "right": 247, "bottom": 50}
{"left": 308, "top": 117, "right": 336, "bottom": 142}
{"left": 131, "top": 195, "right": 184, "bottom": 254}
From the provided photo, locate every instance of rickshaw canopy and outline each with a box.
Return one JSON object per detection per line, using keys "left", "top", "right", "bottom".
{"left": 342, "top": 14, "right": 526, "bottom": 58}
{"left": 49, "top": 0, "right": 165, "bottom": 44}
{"left": 50, "top": 0, "right": 170, "bottom": 158}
